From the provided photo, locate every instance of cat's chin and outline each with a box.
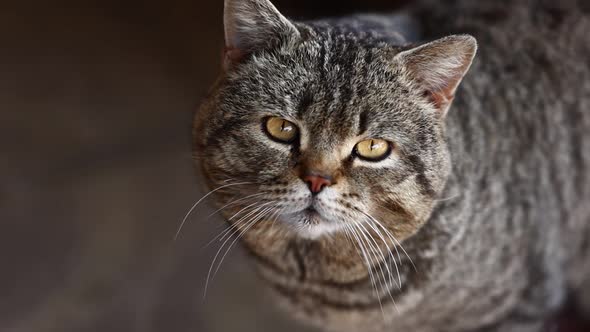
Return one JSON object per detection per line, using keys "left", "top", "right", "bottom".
{"left": 281, "top": 209, "right": 343, "bottom": 240}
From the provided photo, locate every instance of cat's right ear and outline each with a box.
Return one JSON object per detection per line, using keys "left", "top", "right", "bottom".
{"left": 223, "top": 0, "right": 299, "bottom": 70}
{"left": 394, "top": 35, "right": 477, "bottom": 117}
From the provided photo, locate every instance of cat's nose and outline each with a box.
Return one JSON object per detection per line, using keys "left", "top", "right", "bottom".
{"left": 302, "top": 173, "right": 333, "bottom": 194}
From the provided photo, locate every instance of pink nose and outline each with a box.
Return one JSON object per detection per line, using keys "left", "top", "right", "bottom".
{"left": 302, "top": 174, "right": 332, "bottom": 194}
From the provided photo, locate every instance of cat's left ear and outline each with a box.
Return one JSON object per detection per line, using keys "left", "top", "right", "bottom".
{"left": 223, "top": 0, "right": 300, "bottom": 70}
{"left": 395, "top": 35, "right": 477, "bottom": 117}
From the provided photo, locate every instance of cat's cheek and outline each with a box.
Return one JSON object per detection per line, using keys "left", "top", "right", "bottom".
{"left": 368, "top": 184, "right": 437, "bottom": 241}
{"left": 370, "top": 204, "right": 425, "bottom": 242}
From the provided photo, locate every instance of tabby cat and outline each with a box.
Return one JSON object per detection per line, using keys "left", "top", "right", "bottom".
{"left": 192, "top": 0, "right": 590, "bottom": 330}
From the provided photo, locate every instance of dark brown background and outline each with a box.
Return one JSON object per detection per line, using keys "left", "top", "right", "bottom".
{"left": 0, "top": 0, "right": 408, "bottom": 331}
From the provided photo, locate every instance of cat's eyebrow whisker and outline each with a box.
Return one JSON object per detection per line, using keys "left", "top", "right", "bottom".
{"left": 174, "top": 181, "right": 254, "bottom": 240}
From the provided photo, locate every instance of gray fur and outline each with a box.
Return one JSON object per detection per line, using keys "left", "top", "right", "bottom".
{"left": 193, "top": 0, "right": 590, "bottom": 331}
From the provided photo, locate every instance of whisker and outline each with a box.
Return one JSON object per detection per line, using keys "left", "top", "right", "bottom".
{"left": 228, "top": 200, "right": 267, "bottom": 221}
{"left": 202, "top": 200, "right": 267, "bottom": 249}
{"left": 175, "top": 181, "right": 253, "bottom": 240}
{"left": 207, "top": 192, "right": 265, "bottom": 218}
{"left": 343, "top": 223, "right": 384, "bottom": 316}
{"left": 266, "top": 204, "right": 285, "bottom": 234}
{"left": 360, "top": 218, "right": 401, "bottom": 290}
{"left": 203, "top": 201, "right": 278, "bottom": 298}
{"left": 212, "top": 205, "right": 277, "bottom": 278}
{"left": 363, "top": 211, "right": 417, "bottom": 271}
{"left": 357, "top": 218, "right": 401, "bottom": 315}
{"left": 219, "top": 201, "right": 274, "bottom": 243}
{"left": 203, "top": 203, "right": 268, "bottom": 299}
{"left": 350, "top": 222, "right": 390, "bottom": 317}
{"left": 433, "top": 192, "right": 461, "bottom": 202}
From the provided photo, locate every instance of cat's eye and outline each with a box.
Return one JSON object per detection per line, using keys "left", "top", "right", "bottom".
{"left": 354, "top": 138, "right": 392, "bottom": 161}
{"left": 263, "top": 117, "right": 299, "bottom": 143}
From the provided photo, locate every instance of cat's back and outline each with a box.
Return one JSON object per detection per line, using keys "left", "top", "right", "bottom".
{"left": 418, "top": 0, "right": 590, "bottom": 301}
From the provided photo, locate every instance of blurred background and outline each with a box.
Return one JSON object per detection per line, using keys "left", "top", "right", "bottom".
{"left": 0, "top": 0, "right": 409, "bottom": 331}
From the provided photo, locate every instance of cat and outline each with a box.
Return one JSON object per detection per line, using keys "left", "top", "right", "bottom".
{"left": 192, "top": 0, "right": 590, "bottom": 331}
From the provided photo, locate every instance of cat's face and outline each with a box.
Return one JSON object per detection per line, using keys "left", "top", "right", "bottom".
{"left": 194, "top": 0, "right": 475, "bottom": 241}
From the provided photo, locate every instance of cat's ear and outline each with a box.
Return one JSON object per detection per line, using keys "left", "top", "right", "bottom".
{"left": 223, "top": 0, "right": 299, "bottom": 70}
{"left": 395, "top": 35, "right": 477, "bottom": 117}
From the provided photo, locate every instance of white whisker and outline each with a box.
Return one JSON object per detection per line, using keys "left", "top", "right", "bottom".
{"left": 363, "top": 211, "right": 417, "bottom": 271}
{"left": 344, "top": 223, "right": 384, "bottom": 316}
{"left": 361, "top": 218, "right": 401, "bottom": 290}
{"left": 212, "top": 205, "right": 277, "bottom": 278}
{"left": 175, "top": 181, "right": 253, "bottom": 240}
{"left": 204, "top": 203, "right": 267, "bottom": 299}
{"left": 350, "top": 222, "right": 390, "bottom": 317}
{"left": 203, "top": 199, "right": 267, "bottom": 249}
{"left": 219, "top": 201, "right": 274, "bottom": 242}
{"left": 207, "top": 192, "right": 265, "bottom": 218}
{"left": 203, "top": 201, "right": 277, "bottom": 299}
{"left": 433, "top": 192, "right": 461, "bottom": 202}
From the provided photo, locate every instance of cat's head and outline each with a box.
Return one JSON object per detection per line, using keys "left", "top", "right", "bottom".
{"left": 194, "top": 0, "right": 476, "bottom": 241}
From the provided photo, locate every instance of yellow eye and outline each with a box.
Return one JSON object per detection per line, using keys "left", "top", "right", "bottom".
{"left": 263, "top": 117, "right": 299, "bottom": 143}
{"left": 354, "top": 138, "right": 391, "bottom": 161}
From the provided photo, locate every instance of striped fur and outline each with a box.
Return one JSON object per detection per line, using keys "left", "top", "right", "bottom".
{"left": 193, "top": 0, "right": 590, "bottom": 331}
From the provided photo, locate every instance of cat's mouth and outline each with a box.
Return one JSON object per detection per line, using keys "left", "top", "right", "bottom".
{"left": 302, "top": 206, "right": 322, "bottom": 225}
{"left": 280, "top": 205, "right": 342, "bottom": 239}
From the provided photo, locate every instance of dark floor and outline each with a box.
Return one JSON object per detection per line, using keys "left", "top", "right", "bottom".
{"left": 0, "top": 1, "right": 414, "bottom": 331}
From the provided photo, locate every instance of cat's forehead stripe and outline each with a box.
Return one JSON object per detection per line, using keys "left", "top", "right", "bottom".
{"left": 294, "top": 32, "right": 380, "bottom": 140}
{"left": 357, "top": 108, "right": 369, "bottom": 136}
{"left": 296, "top": 89, "right": 314, "bottom": 119}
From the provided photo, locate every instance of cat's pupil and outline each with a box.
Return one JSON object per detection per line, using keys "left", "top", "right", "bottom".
{"left": 282, "top": 122, "right": 293, "bottom": 132}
